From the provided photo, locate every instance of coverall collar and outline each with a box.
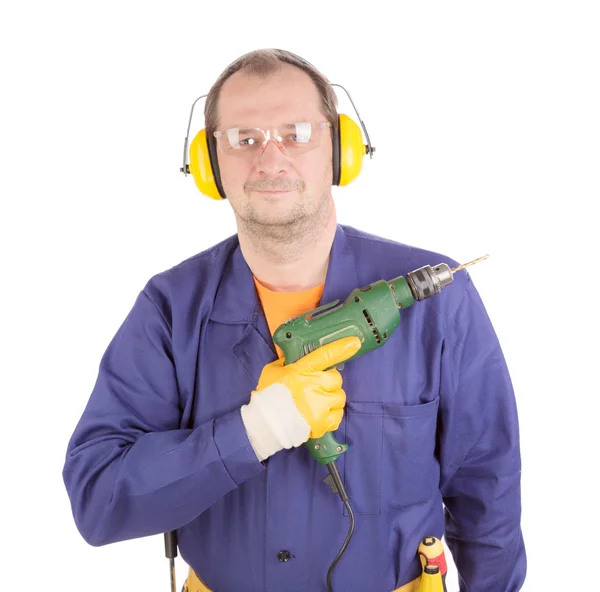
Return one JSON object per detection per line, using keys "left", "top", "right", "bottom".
{"left": 210, "top": 224, "right": 360, "bottom": 326}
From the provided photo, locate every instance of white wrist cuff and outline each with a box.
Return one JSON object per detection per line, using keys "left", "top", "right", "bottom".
{"left": 240, "top": 383, "right": 310, "bottom": 462}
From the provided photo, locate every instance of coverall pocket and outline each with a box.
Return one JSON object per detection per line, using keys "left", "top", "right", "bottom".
{"left": 382, "top": 397, "right": 440, "bottom": 509}
{"left": 342, "top": 398, "right": 439, "bottom": 515}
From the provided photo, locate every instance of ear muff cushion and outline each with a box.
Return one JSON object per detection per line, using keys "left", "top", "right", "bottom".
{"left": 332, "top": 117, "right": 341, "bottom": 186}
{"left": 338, "top": 113, "right": 365, "bottom": 186}
{"left": 207, "top": 133, "right": 226, "bottom": 199}
{"left": 189, "top": 129, "right": 225, "bottom": 200}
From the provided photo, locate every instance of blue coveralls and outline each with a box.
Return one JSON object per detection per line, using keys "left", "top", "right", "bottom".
{"left": 63, "top": 224, "right": 526, "bottom": 591}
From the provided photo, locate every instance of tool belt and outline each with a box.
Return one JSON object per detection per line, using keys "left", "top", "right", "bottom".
{"left": 182, "top": 567, "right": 421, "bottom": 592}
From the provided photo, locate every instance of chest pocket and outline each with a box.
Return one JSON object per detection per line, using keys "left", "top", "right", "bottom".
{"left": 341, "top": 398, "right": 440, "bottom": 515}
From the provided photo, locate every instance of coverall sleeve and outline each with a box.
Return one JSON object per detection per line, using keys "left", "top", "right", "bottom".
{"left": 62, "top": 290, "right": 264, "bottom": 547}
{"left": 438, "top": 278, "right": 526, "bottom": 591}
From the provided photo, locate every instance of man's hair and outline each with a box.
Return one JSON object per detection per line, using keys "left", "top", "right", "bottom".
{"left": 204, "top": 49, "right": 338, "bottom": 134}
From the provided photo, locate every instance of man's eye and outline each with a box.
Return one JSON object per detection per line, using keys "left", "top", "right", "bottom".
{"left": 238, "top": 137, "right": 260, "bottom": 147}
{"left": 290, "top": 134, "right": 312, "bottom": 144}
{"left": 285, "top": 132, "right": 311, "bottom": 143}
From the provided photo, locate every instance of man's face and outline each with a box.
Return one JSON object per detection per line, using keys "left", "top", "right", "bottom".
{"left": 215, "top": 64, "right": 333, "bottom": 229}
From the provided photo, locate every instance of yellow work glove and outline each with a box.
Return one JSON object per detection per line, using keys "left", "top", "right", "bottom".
{"left": 240, "top": 336, "right": 361, "bottom": 461}
{"left": 256, "top": 336, "right": 361, "bottom": 437}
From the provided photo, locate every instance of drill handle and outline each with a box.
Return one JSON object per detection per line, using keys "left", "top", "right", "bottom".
{"left": 306, "top": 432, "right": 349, "bottom": 465}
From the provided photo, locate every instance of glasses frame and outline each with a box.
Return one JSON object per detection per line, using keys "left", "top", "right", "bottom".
{"left": 212, "top": 121, "right": 332, "bottom": 157}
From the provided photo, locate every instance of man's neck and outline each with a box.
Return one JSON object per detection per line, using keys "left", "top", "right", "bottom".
{"left": 237, "top": 208, "right": 337, "bottom": 293}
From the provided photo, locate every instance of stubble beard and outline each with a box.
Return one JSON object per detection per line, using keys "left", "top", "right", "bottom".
{"left": 236, "top": 185, "right": 333, "bottom": 257}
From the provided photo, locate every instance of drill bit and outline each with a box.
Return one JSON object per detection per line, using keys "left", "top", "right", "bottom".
{"left": 451, "top": 254, "right": 489, "bottom": 274}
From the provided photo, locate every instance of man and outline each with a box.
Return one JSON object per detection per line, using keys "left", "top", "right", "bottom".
{"left": 63, "top": 49, "right": 526, "bottom": 591}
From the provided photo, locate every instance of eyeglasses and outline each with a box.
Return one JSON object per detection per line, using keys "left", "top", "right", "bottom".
{"left": 213, "top": 121, "right": 332, "bottom": 158}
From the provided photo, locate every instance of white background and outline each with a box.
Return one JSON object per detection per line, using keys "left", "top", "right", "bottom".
{"left": 1, "top": 1, "right": 598, "bottom": 591}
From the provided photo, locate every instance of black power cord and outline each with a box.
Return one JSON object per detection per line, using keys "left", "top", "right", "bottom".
{"left": 325, "top": 460, "right": 355, "bottom": 592}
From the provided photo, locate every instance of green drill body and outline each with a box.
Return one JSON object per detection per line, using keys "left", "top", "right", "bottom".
{"left": 272, "top": 274, "right": 416, "bottom": 464}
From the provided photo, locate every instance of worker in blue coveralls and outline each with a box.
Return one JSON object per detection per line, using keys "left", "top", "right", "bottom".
{"left": 63, "top": 48, "right": 526, "bottom": 591}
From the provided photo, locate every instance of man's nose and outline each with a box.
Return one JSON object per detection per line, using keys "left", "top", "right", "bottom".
{"left": 255, "top": 138, "right": 289, "bottom": 172}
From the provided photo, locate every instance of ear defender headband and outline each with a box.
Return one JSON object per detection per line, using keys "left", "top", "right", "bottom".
{"left": 180, "top": 85, "right": 375, "bottom": 201}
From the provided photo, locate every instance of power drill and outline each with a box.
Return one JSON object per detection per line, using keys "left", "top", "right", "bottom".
{"left": 272, "top": 255, "right": 487, "bottom": 592}
{"left": 273, "top": 255, "right": 487, "bottom": 464}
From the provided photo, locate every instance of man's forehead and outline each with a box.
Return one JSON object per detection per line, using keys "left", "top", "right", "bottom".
{"left": 217, "top": 67, "right": 323, "bottom": 127}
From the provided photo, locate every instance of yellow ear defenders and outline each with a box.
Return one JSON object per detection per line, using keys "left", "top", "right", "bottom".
{"left": 180, "top": 84, "right": 375, "bottom": 200}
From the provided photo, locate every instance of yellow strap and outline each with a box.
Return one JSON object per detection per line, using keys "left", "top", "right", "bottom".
{"left": 183, "top": 567, "right": 420, "bottom": 592}
{"left": 183, "top": 568, "right": 213, "bottom": 592}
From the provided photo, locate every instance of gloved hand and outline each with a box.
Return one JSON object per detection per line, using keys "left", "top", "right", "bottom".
{"left": 240, "top": 336, "right": 361, "bottom": 461}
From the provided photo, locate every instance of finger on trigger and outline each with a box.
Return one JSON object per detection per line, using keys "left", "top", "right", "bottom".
{"left": 297, "top": 336, "right": 361, "bottom": 372}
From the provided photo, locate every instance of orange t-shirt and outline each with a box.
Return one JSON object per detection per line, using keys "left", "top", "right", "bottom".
{"left": 253, "top": 276, "right": 324, "bottom": 359}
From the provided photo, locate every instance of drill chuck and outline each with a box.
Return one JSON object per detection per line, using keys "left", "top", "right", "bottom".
{"left": 406, "top": 264, "right": 453, "bottom": 301}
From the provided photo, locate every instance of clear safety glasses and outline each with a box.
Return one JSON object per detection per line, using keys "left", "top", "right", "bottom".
{"left": 213, "top": 121, "right": 332, "bottom": 158}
